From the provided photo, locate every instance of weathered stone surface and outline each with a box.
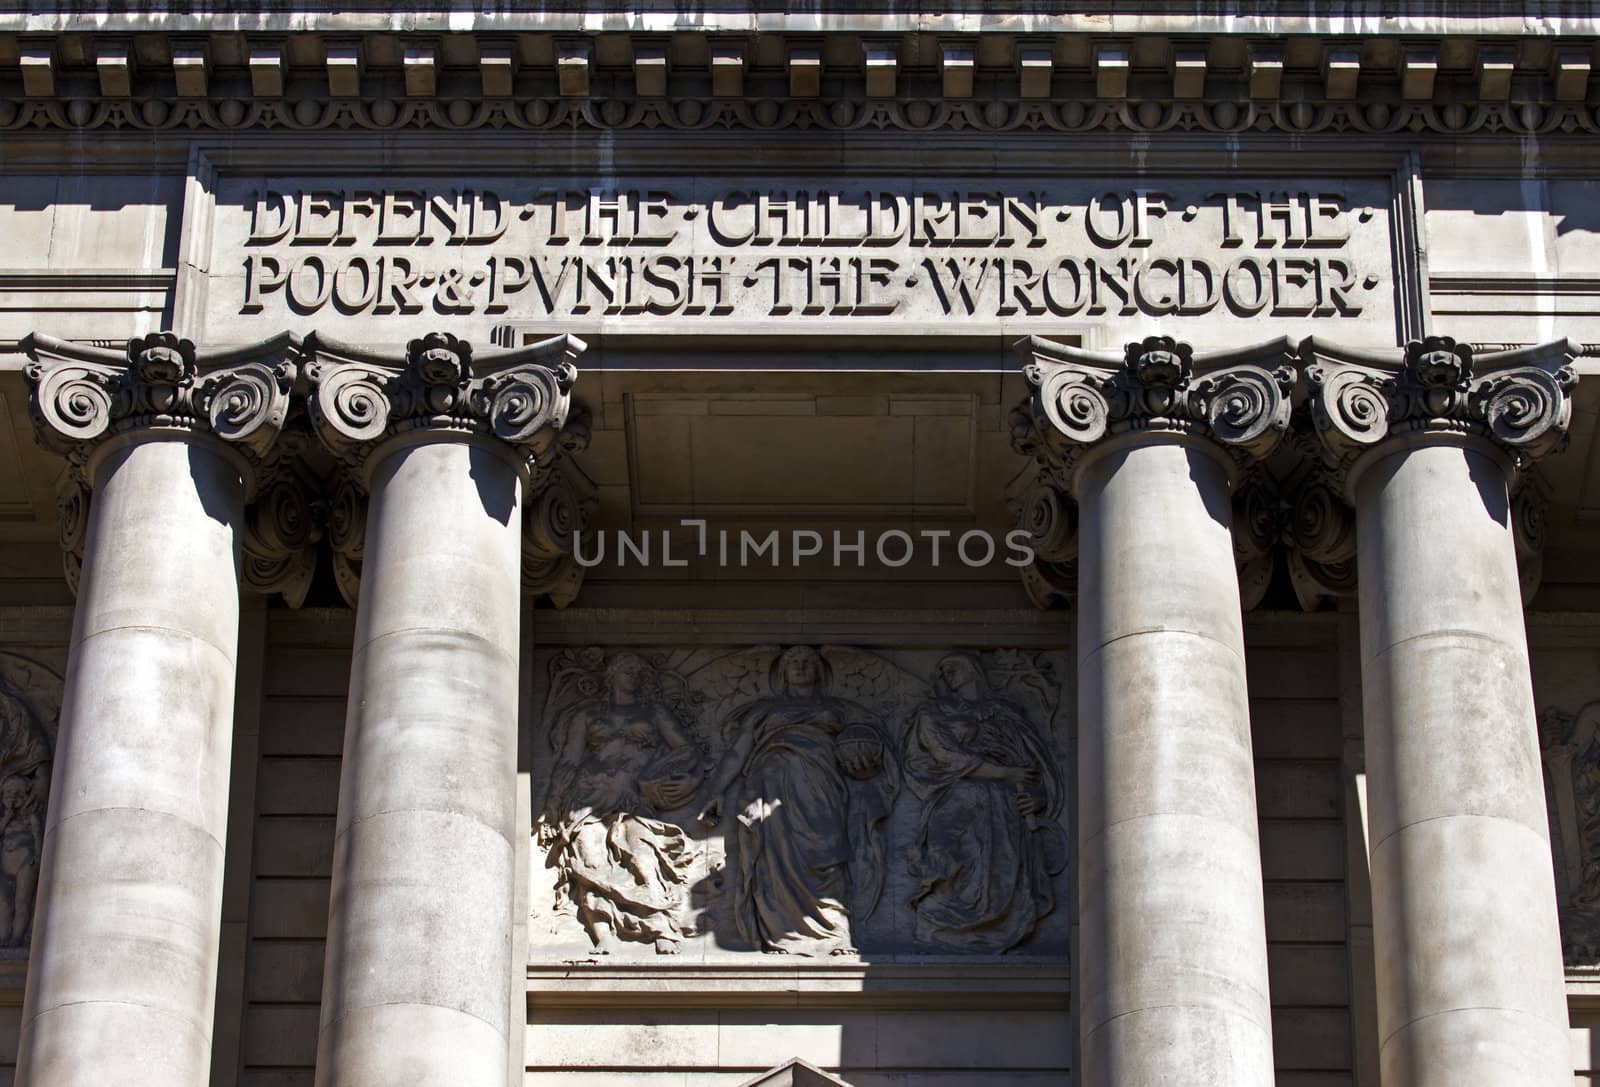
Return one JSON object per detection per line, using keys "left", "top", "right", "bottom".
{"left": 1307, "top": 337, "right": 1578, "bottom": 1086}
{"left": 16, "top": 333, "right": 292, "bottom": 1087}
{"left": 529, "top": 644, "right": 1071, "bottom": 960}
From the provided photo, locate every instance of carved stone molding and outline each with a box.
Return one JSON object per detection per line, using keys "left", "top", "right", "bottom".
{"left": 1017, "top": 333, "right": 1298, "bottom": 480}
{"left": 1002, "top": 453, "right": 1077, "bottom": 610}
{"left": 1283, "top": 473, "right": 1360, "bottom": 610}
{"left": 521, "top": 406, "right": 599, "bottom": 609}
{"left": 1008, "top": 334, "right": 1295, "bottom": 608}
{"left": 1304, "top": 335, "right": 1579, "bottom": 494}
{"left": 240, "top": 427, "right": 325, "bottom": 608}
{"left": 304, "top": 329, "right": 589, "bottom": 607}
{"left": 24, "top": 330, "right": 297, "bottom": 472}
{"left": 1231, "top": 470, "right": 1282, "bottom": 612}
{"left": 22, "top": 330, "right": 299, "bottom": 595}
{"left": 3, "top": 90, "right": 1600, "bottom": 144}
{"left": 1512, "top": 470, "right": 1554, "bottom": 604}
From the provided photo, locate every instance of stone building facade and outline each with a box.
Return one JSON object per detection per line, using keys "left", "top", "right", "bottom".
{"left": 0, "top": 3, "right": 1597, "bottom": 1085}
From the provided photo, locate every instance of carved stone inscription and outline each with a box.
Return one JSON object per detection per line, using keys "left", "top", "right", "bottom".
{"left": 206, "top": 176, "right": 1400, "bottom": 340}
{"left": 530, "top": 645, "right": 1070, "bottom": 960}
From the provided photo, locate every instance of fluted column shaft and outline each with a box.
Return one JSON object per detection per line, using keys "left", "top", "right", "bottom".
{"left": 306, "top": 331, "right": 583, "bottom": 1087}
{"left": 315, "top": 432, "right": 526, "bottom": 1085}
{"left": 1075, "top": 433, "right": 1275, "bottom": 1084}
{"left": 1355, "top": 439, "right": 1567, "bottom": 1083}
{"left": 1307, "top": 336, "right": 1577, "bottom": 1086}
{"left": 17, "top": 333, "right": 292, "bottom": 1087}
{"left": 1016, "top": 334, "right": 1294, "bottom": 1086}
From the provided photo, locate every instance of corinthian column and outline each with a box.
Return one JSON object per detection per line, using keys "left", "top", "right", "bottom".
{"left": 1014, "top": 335, "right": 1294, "bottom": 1086}
{"left": 18, "top": 332, "right": 295, "bottom": 1086}
{"left": 306, "top": 331, "right": 584, "bottom": 1087}
{"left": 1307, "top": 337, "right": 1577, "bottom": 1085}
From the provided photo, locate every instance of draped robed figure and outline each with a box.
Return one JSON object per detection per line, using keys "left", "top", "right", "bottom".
{"left": 904, "top": 652, "right": 1065, "bottom": 953}
{"left": 699, "top": 645, "right": 898, "bottom": 956}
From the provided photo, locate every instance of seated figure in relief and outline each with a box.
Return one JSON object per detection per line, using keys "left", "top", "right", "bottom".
{"left": 539, "top": 652, "right": 703, "bottom": 954}
{"left": 904, "top": 652, "right": 1066, "bottom": 953}
{"left": 698, "top": 645, "right": 898, "bottom": 957}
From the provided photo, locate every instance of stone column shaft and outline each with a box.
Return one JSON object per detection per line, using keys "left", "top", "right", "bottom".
{"left": 17, "top": 333, "right": 292, "bottom": 1087}
{"left": 1016, "top": 334, "right": 1294, "bottom": 1087}
{"left": 316, "top": 434, "right": 525, "bottom": 1085}
{"left": 1076, "top": 435, "right": 1275, "bottom": 1083}
{"left": 1308, "top": 336, "right": 1577, "bottom": 1086}
{"left": 1356, "top": 439, "right": 1568, "bottom": 1083}
{"left": 306, "top": 331, "right": 583, "bottom": 1087}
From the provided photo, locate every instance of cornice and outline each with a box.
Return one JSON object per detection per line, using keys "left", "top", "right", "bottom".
{"left": 0, "top": 26, "right": 1593, "bottom": 139}
{"left": 4, "top": 3, "right": 1600, "bottom": 36}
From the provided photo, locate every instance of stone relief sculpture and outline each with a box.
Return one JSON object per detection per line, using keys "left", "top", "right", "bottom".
{"left": 698, "top": 646, "right": 901, "bottom": 956}
{"left": 537, "top": 650, "right": 705, "bottom": 954}
{"left": 529, "top": 644, "right": 1068, "bottom": 959}
{"left": 903, "top": 652, "right": 1067, "bottom": 953}
{"left": 1540, "top": 701, "right": 1600, "bottom": 960}
{"left": 0, "top": 655, "right": 60, "bottom": 950}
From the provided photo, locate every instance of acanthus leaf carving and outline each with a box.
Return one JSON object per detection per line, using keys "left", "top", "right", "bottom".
{"left": 326, "top": 473, "right": 369, "bottom": 610}
{"left": 1512, "top": 470, "right": 1553, "bottom": 605}
{"left": 1017, "top": 334, "right": 1298, "bottom": 484}
{"left": 24, "top": 330, "right": 297, "bottom": 474}
{"left": 23, "top": 331, "right": 300, "bottom": 599}
{"left": 1009, "top": 334, "right": 1296, "bottom": 611}
{"left": 305, "top": 330, "right": 592, "bottom": 607}
{"left": 1304, "top": 335, "right": 1579, "bottom": 491}
{"left": 239, "top": 426, "right": 324, "bottom": 608}
{"left": 1004, "top": 413, "right": 1078, "bottom": 610}
{"left": 523, "top": 406, "right": 598, "bottom": 608}
{"left": 305, "top": 330, "right": 582, "bottom": 471}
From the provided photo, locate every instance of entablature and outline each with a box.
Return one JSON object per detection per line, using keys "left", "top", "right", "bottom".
{"left": 0, "top": 19, "right": 1593, "bottom": 140}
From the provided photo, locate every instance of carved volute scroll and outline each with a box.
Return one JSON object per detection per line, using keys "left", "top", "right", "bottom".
{"left": 303, "top": 330, "right": 589, "bottom": 607}
{"left": 22, "top": 331, "right": 300, "bottom": 596}
{"left": 239, "top": 426, "right": 324, "bottom": 607}
{"left": 1009, "top": 334, "right": 1297, "bottom": 609}
{"left": 1019, "top": 333, "right": 1298, "bottom": 476}
{"left": 1304, "top": 336, "right": 1579, "bottom": 491}
{"left": 1301, "top": 336, "right": 1578, "bottom": 600}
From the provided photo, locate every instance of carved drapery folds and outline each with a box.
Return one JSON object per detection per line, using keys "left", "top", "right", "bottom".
{"left": 23, "top": 331, "right": 300, "bottom": 596}
{"left": 1009, "top": 334, "right": 1297, "bottom": 608}
{"left": 0, "top": 654, "right": 59, "bottom": 951}
{"left": 532, "top": 644, "right": 1069, "bottom": 959}
{"left": 304, "top": 330, "right": 590, "bottom": 607}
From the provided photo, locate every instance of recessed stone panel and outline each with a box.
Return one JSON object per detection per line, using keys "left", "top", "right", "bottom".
{"left": 526, "top": 644, "right": 1072, "bottom": 963}
{"left": 182, "top": 170, "right": 1406, "bottom": 349}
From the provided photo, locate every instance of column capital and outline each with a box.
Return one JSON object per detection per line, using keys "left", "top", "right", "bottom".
{"left": 304, "top": 331, "right": 593, "bottom": 609}
{"left": 23, "top": 330, "right": 298, "bottom": 484}
{"left": 1304, "top": 335, "right": 1579, "bottom": 496}
{"left": 1014, "top": 333, "right": 1298, "bottom": 490}
{"left": 303, "top": 330, "right": 585, "bottom": 480}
